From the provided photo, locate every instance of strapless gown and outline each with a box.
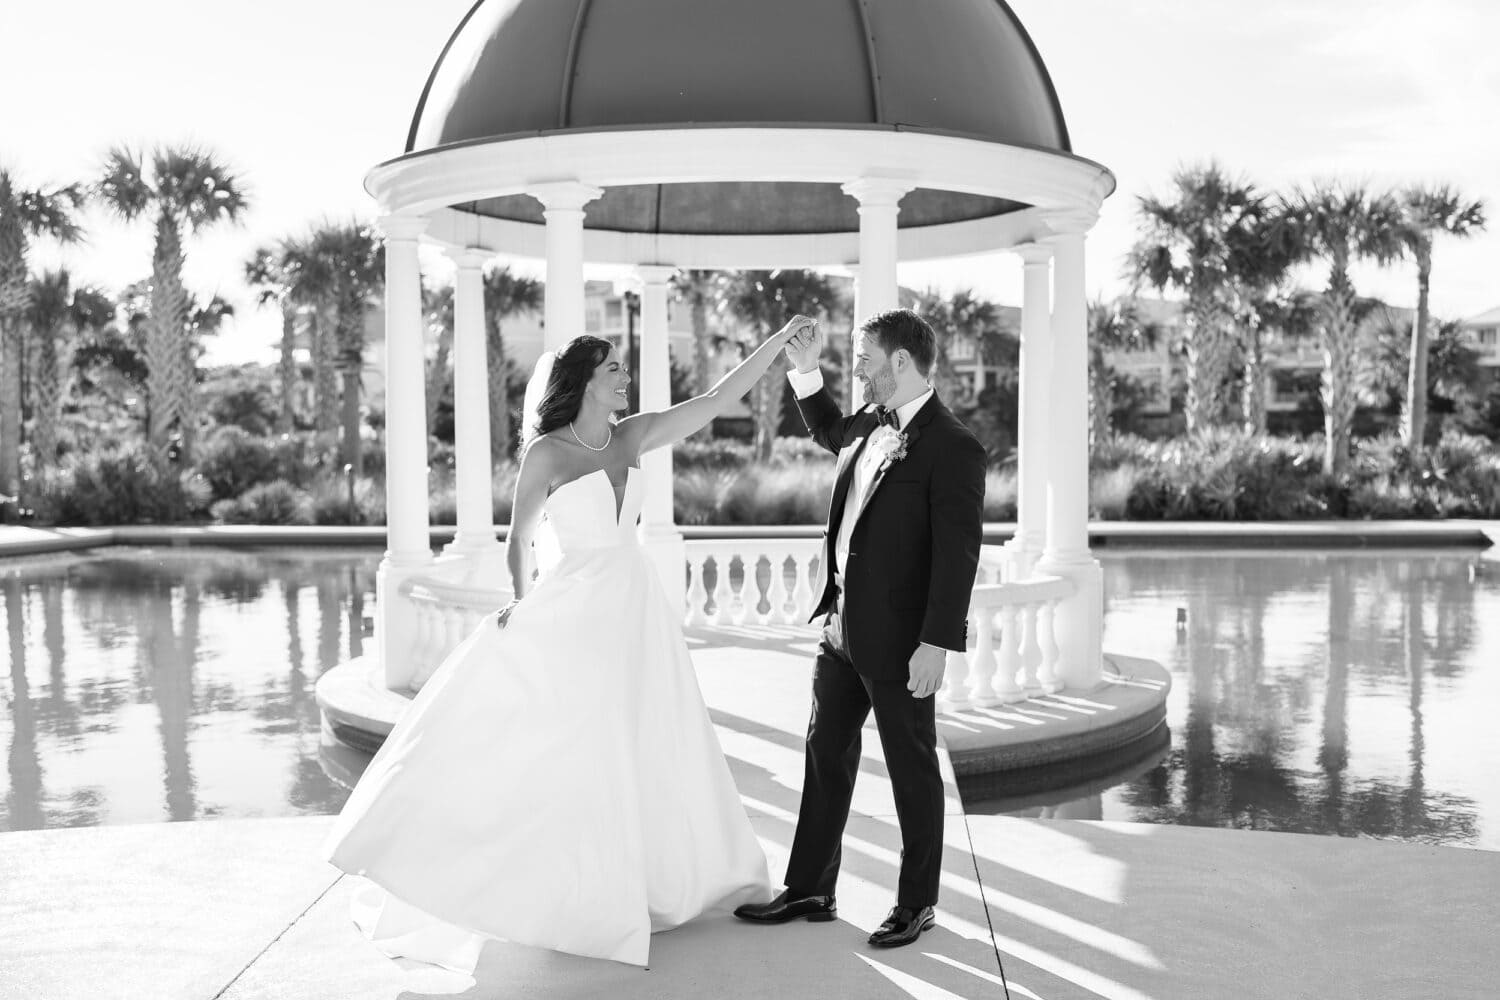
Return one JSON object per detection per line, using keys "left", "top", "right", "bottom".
{"left": 321, "top": 466, "right": 772, "bottom": 970}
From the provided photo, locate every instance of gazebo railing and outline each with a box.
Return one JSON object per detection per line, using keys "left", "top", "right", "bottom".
{"left": 399, "top": 576, "right": 507, "bottom": 690}
{"left": 393, "top": 539, "right": 1075, "bottom": 702}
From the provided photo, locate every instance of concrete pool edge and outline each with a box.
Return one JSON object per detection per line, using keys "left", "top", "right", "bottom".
{"left": 1, "top": 518, "right": 1496, "bottom": 559}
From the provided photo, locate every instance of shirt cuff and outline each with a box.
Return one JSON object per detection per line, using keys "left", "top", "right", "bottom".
{"left": 786, "top": 366, "right": 825, "bottom": 398}
{"left": 920, "top": 640, "right": 962, "bottom": 656}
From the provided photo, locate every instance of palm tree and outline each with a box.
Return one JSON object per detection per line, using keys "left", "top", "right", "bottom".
{"left": 1128, "top": 163, "right": 1263, "bottom": 435}
{"left": 1239, "top": 288, "right": 1319, "bottom": 435}
{"left": 670, "top": 269, "right": 730, "bottom": 440}
{"left": 481, "top": 267, "right": 543, "bottom": 457}
{"left": 24, "top": 270, "right": 113, "bottom": 466}
{"left": 1227, "top": 201, "right": 1310, "bottom": 434}
{"left": 244, "top": 242, "right": 300, "bottom": 433}
{"left": 277, "top": 237, "right": 338, "bottom": 436}
{"left": 96, "top": 147, "right": 247, "bottom": 463}
{"left": 727, "top": 270, "right": 839, "bottom": 461}
{"left": 1287, "top": 182, "right": 1404, "bottom": 475}
{"left": 1369, "top": 312, "right": 1485, "bottom": 426}
{"left": 306, "top": 222, "right": 383, "bottom": 474}
{"left": 423, "top": 282, "right": 454, "bottom": 434}
{"left": 1086, "top": 297, "right": 1162, "bottom": 447}
{"left": 912, "top": 287, "right": 1002, "bottom": 406}
{"left": 1395, "top": 186, "right": 1487, "bottom": 448}
{"left": 0, "top": 169, "right": 84, "bottom": 509}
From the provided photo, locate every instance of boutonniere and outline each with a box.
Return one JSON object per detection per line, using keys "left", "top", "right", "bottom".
{"left": 868, "top": 425, "right": 910, "bottom": 472}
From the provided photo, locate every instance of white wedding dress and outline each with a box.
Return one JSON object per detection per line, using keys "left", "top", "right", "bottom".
{"left": 322, "top": 466, "right": 772, "bottom": 971}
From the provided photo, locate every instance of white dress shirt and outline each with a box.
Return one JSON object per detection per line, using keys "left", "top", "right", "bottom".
{"left": 787, "top": 367, "right": 933, "bottom": 584}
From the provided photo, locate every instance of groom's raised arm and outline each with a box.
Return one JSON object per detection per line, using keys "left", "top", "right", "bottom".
{"left": 788, "top": 367, "right": 863, "bottom": 456}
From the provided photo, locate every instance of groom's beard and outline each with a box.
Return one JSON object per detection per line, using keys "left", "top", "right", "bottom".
{"left": 861, "top": 364, "right": 897, "bottom": 405}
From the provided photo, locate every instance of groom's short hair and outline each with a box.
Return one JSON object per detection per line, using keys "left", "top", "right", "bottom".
{"left": 862, "top": 309, "right": 936, "bottom": 376}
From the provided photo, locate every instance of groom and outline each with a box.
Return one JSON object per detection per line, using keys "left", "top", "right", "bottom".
{"left": 734, "top": 308, "right": 986, "bottom": 947}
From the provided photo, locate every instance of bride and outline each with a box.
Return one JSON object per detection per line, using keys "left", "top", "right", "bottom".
{"left": 321, "top": 314, "right": 816, "bottom": 972}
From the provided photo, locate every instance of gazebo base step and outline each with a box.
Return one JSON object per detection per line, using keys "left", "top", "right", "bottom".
{"left": 318, "top": 646, "right": 1172, "bottom": 788}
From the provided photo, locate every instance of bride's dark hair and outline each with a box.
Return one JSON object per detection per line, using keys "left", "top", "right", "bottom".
{"left": 528, "top": 335, "right": 615, "bottom": 443}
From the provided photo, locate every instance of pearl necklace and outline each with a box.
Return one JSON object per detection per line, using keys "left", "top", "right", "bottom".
{"left": 569, "top": 422, "right": 612, "bottom": 452}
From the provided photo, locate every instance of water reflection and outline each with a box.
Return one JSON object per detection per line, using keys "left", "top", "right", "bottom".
{"left": 969, "top": 549, "right": 1495, "bottom": 849}
{"left": 1, "top": 547, "right": 376, "bottom": 830}
{"left": 5, "top": 546, "right": 1495, "bottom": 848}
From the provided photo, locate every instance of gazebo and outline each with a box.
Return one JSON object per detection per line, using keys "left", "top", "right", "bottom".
{"left": 359, "top": 0, "right": 1117, "bottom": 710}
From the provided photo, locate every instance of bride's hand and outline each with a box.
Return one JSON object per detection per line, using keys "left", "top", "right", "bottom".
{"left": 776, "top": 314, "right": 815, "bottom": 345}
{"left": 783, "top": 317, "right": 822, "bottom": 373}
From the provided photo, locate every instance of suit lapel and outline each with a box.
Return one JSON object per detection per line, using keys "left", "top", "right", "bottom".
{"left": 847, "top": 393, "right": 941, "bottom": 534}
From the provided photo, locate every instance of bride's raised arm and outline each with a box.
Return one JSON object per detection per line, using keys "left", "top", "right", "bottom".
{"left": 620, "top": 315, "right": 814, "bottom": 454}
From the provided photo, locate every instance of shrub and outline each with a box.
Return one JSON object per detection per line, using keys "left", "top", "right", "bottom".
{"left": 1090, "top": 466, "right": 1136, "bottom": 520}
{"left": 308, "top": 472, "right": 385, "bottom": 525}
{"left": 29, "top": 444, "right": 212, "bottom": 525}
{"left": 673, "top": 438, "right": 751, "bottom": 471}
{"left": 197, "top": 426, "right": 278, "bottom": 500}
{"left": 212, "top": 480, "right": 311, "bottom": 525}
{"left": 720, "top": 464, "right": 836, "bottom": 524}
{"left": 674, "top": 467, "right": 742, "bottom": 525}
{"left": 983, "top": 468, "right": 1018, "bottom": 521}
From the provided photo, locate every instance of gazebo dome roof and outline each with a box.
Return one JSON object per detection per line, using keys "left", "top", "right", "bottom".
{"left": 407, "top": 0, "right": 1070, "bottom": 155}
{"left": 375, "top": 0, "right": 1110, "bottom": 264}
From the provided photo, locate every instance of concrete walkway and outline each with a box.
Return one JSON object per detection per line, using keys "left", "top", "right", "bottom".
{"left": 3, "top": 622, "right": 1498, "bottom": 999}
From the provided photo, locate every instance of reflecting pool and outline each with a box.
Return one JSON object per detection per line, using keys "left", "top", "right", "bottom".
{"left": 964, "top": 547, "right": 1499, "bottom": 851}
{"left": 1, "top": 547, "right": 369, "bottom": 829}
{"left": 2, "top": 545, "right": 1495, "bottom": 849}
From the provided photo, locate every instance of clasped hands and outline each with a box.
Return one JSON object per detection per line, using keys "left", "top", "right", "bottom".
{"left": 779, "top": 315, "right": 822, "bottom": 372}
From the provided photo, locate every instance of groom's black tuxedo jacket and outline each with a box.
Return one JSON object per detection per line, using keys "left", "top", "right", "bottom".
{"left": 796, "top": 385, "right": 987, "bottom": 682}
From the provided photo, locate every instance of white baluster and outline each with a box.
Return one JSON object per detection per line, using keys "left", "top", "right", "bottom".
{"left": 686, "top": 552, "right": 709, "bottom": 626}
{"left": 958, "top": 609, "right": 992, "bottom": 709}
{"left": 1017, "top": 602, "right": 1043, "bottom": 693}
{"left": 751, "top": 554, "right": 772, "bottom": 625}
{"left": 993, "top": 604, "right": 1026, "bottom": 703}
{"left": 792, "top": 554, "right": 815, "bottom": 621}
{"left": 710, "top": 552, "right": 734, "bottom": 627}
{"left": 735, "top": 554, "right": 756, "bottom": 626}
{"left": 768, "top": 553, "right": 791, "bottom": 624}
{"left": 1037, "top": 599, "right": 1064, "bottom": 693}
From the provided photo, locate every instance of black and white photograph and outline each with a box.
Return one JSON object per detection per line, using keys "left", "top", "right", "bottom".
{"left": 2, "top": 1, "right": 1498, "bottom": 997}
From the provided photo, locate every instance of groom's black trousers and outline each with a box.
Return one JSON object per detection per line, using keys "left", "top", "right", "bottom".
{"left": 784, "top": 600, "right": 944, "bottom": 908}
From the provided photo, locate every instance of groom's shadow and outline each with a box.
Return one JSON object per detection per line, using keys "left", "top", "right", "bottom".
{"left": 392, "top": 745, "right": 1003, "bottom": 1000}
{"left": 394, "top": 907, "right": 1001, "bottom": 1000}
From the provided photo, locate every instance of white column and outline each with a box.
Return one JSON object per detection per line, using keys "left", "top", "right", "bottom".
{"left": 1008, "top": 243, "right": 1054, "bottom": 580}
{"left": 374, "top": 213, "right": 432, "bottom": 692}
{"left": 1036, "top": 211, "right": 1104, "bottom": 690}
{"left": 531, "top": 181, "right": 603, "bottom": 350}
{"left": 440, "top": 246, "right": 506, "bottom": 583}
{"left": 635, "top": 265, "right": 687, "bottom": 612}
{"left": 842, "top": 177, "right": 913, "bottom": 408}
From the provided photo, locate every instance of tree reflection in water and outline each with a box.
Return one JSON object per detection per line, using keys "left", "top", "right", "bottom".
{"left": 1, "top": 547, "right": 375, "bottom": 831}
{"left": 1010, "top": 549, "right": 1493, "bottom": 848}
{"left": 5, "top": 546, "right": 1493, "bottom": 846}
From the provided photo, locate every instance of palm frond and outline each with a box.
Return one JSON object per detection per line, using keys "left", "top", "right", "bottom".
{"left": 96, "top": 146, "right": 151, "bottom": 221}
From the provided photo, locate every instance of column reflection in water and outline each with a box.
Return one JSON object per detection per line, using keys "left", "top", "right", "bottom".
{"left": 5, "top": 577, "right": 42, "bottom": 830}
{"left": 985, "top": 551, "right": 1489, "bottom": 847}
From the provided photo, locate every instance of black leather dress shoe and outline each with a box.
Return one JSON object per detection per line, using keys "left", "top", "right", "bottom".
{"left": 733, "top": 889, "right": 837, "bottom": 923}
{"left": 868, "top": 905, "right": 936, "bottom": 947}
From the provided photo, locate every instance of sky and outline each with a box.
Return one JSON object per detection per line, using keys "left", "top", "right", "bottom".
{"left": 4, "top": 0, "right": 1498, "bottom": 365}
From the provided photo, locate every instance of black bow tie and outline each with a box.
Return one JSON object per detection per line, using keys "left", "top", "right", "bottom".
{"left": 874, "top": 406, "right": 899, "bottom": 429}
